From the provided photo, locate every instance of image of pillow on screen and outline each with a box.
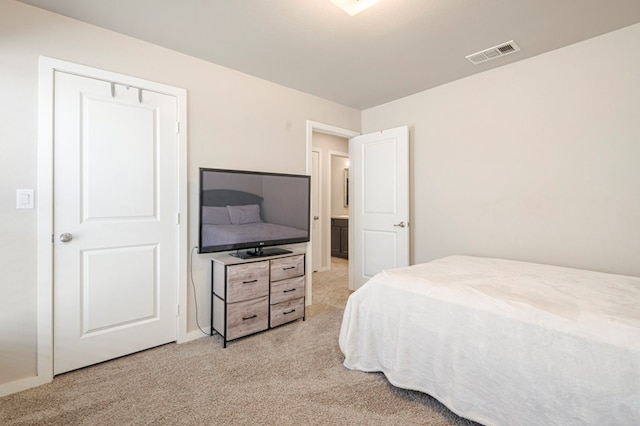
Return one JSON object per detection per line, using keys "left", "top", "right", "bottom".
{"left": 202, "top": 206, "right": 231, "bottom": 225}
{"left": 227, "top": 204, "right": 262, "bottom": 225}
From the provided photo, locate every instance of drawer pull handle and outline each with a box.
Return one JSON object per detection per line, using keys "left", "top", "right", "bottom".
{"left": 242, "top": 314, "right": 257, "bottom": 321}
{"left": 283, "top": 266, "right": 295, "bottom": 270}
{"left": 283, "top": 289, "right": 295, "bottom": 293}
{"left": 242, "top": 279, "right": 258, "bottom": 284}
{"left": 283, "top": 309, "right": 296, "bottom": 315}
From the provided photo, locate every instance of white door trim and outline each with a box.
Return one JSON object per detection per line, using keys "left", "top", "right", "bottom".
{"left": 31, "top": 57, "right": 188, "bottom": 392}
{"left": 305, "top": 121, "right": 359, "bottom": 305}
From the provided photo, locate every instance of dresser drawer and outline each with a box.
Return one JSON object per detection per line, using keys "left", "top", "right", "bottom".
{"left": 270, "top": 275, "right": 305, "bottom": 304}
{"left": 226, "top": 261, "right": 269, "bottom": 303}
{"left": 270, "top": 297, "right": 304, "bottom": 328}
{"left": 226, "top": 296, "right": 269, "bottom": 340}
{"left": 270, "top": 255, "right": 304, "bottom": 282}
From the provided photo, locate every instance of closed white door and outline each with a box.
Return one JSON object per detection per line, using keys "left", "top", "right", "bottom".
{"left": 53, "top": 71, "right": 179, "bottom": 374}
{"left": 349, "top": 126, "right": 410, "bottom": 290}
{"left": 311, "top": 150, "right": 321, "bottom": 272}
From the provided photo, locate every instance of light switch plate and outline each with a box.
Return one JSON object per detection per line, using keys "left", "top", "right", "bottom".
{"left": 16, "top": 189, "right": 34, "bottom": 209}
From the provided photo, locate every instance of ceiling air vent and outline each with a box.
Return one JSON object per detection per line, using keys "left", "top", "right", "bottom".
{"left": 466, "top": 41, "right": 520, "bottom": 65}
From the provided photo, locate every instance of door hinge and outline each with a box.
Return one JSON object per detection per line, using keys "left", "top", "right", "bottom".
{"left": 176, "top": 212, "right": 180, "bottom": 225}
{"left": 175, "top": 121, "right": 180, "bottom": 135}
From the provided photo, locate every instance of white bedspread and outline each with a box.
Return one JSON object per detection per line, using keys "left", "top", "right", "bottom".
{"left": 339, "top": 256, "right": 640, "bottom": 425}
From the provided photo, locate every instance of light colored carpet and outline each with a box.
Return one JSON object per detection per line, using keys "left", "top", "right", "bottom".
{"left": 0, "top": 257, "right": 477, "bottom": 425}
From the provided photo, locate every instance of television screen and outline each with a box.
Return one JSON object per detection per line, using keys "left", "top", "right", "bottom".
{"left": 198, "top": 168, "right": 311, "bottom": 258}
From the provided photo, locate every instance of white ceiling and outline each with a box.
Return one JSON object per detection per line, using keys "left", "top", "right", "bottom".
{"left": 17, "top": 0, "right": 640, "bottom": 109}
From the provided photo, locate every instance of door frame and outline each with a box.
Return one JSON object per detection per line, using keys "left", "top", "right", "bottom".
{"left": 35, "top": 57, "right": 188, "bottom": 388}
{"left": 305, "top": 121, "right": 359, "bottom": 305}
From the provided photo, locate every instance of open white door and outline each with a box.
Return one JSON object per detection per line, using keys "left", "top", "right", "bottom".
{"left": 349, "top": 126, "right": 410, "bottom": 290}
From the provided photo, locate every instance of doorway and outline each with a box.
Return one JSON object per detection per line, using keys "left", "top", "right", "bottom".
{"left": 305, "top": 121, "right": 358, "bottom": 305}
{"left": 311, "top": 133, "right": 349, "bottom": 271}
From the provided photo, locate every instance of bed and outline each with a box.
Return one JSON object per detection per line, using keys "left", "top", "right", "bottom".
{"left": 200, "top": 189, "right": 307, "bottom": 247}
{"left": 339, "top": 255, "right": 640, "bottom": 425}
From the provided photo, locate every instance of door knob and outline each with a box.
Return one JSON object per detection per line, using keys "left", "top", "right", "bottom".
{"left": 313, "top": 216, "right": 319, "bottom": 220}
{"left": 393, "top": 221, "right": 406, "bottom": 228}
{"left": 60, "top": 233, "right": 73, "bottom": 242}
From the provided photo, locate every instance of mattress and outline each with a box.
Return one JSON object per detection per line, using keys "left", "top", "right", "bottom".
{"left": 339, "top": 255, "right": 640, "bottom": 425}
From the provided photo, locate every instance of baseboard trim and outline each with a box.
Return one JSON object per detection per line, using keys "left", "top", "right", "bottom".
{"left": 180, "top": 328, "right": 212, "bottom": 344}
{"left": 0, "top": 374, "right": 51, "bottom": 398}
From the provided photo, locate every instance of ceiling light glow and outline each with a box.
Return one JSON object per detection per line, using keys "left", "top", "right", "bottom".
{"left": 331, "top": 0, "right": 383, "bottom": 16}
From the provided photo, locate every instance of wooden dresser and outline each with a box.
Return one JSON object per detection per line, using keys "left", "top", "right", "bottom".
{"left": 211, "top": 250, "right": 305, "bottom": 347}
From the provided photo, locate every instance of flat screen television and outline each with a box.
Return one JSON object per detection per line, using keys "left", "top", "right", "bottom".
{"left": 198, "top": 168, "right": 311, "bottom": 258}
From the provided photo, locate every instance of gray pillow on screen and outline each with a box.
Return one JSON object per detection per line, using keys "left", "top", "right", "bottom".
{"left": 202, "top": 206, "right": 231, "bottom": 225}
{"left": 227, "top": 204, "right": 262, "bottom": 225}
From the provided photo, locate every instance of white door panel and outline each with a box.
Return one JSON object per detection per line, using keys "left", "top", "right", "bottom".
{"left": 350, "top": 126, "right": 409, "bottom": 290}
{"left": 363, "top": 141, "right": 397, "bottom": 214}
{"left": 81, "top": 245, "right": 157, "bottom": 335}
{"left": 363, "top": 230, "right": 398, "bottom": 277}
{"left": 311, "top": 150, "right": 321, "bottom": 272}
{"left": 53, "top": 71, "right": 178, "bottom": 374}
{"left": 82, "top": 98, "right": 156, "bottom": 219}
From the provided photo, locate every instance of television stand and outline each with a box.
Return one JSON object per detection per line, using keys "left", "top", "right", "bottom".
{"left": 231, "top": 247, "right": 292, "bottom": 260}
{"left": 211, "top": 249, "right": 306, "bottom": 347}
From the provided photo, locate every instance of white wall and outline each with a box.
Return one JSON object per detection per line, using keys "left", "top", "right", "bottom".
{"left": 362, "top": 23, "right": 640, "bottom": 277}
{"left": 0, "top": 0, "right": 360, "bottom": 390}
